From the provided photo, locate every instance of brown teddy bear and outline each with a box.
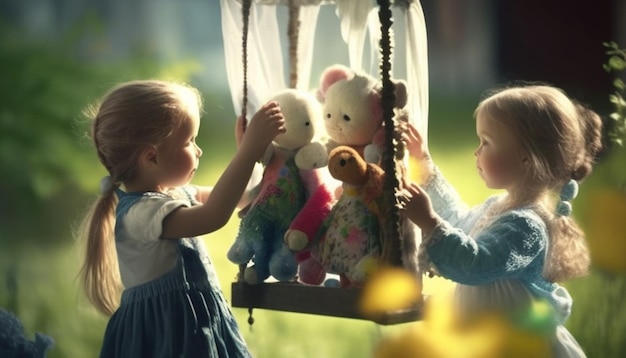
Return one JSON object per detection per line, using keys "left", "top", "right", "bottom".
{"left": 306, "top": 145, "right": 386, "bottom": 287}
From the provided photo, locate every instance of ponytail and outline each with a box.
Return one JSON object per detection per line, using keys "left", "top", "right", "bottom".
{"left": 543, "top": 214, "right": 590, "bottom": 282}
{"left": 78, "top": 187, "right": 122, "bottom": 316}
{"left": 542, "top": 102, "right": 602, "bottom": 282}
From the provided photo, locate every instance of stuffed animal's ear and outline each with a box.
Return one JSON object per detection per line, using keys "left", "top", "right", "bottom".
{"left": 369, "top": 90, "right": 383, "bottom": 122}
{"left": 316, "top": 64, "right": 352, "bottom": 102}
{"left": 393, "top": 80, "right": 408, "bottom": 108}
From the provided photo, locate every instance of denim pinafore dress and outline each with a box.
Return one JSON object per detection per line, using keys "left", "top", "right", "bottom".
{"left": 100, "top": 189, "right": 251, "bottom": 358}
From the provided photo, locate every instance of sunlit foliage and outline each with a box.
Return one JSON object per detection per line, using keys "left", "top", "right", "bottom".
{"left": 0, "top": 18, "right": 200, "bottom": 242}
{"left": 575, "top": 42, "right": 626, "bottom": 275}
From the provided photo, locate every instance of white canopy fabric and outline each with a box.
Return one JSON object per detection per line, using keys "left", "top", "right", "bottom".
{"left": 220, "top": 0, "right": 429, "bottom": 138}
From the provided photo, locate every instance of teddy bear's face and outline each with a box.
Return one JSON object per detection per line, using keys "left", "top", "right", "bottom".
{"left": 328, "top": 146, "right": 369, "bottom": 186}
{"left": 271, "top": 89, "right": 321, "bottom": 151}
{"left": 323, "top": 75, "right": 382, "bottom": 147}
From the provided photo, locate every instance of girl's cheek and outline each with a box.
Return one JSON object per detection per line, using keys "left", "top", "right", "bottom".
{"left": 482, "top": 157, "right": 508, "bottom": 179}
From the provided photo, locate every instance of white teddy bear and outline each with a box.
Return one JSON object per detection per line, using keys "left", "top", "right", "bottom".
{"left": 227, "top": 89, "right": 332, "bottom": 284}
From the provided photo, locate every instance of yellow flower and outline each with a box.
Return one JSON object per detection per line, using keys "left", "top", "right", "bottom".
{"left": 358, "top": 267, "right": 422, "bottom": 319}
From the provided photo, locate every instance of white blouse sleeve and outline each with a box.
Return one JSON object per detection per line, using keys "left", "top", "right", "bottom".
{"left": 123, "top": 196, "right": 190, "bottom": 241}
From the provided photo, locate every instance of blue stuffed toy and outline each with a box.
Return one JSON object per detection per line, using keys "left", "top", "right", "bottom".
{"left": 0, "top": 307, "right": 54, "bottom": 358}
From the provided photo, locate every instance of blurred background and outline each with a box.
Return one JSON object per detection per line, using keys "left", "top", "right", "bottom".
{"left": 0, "top": 0, "right": 624, "bottom": 357}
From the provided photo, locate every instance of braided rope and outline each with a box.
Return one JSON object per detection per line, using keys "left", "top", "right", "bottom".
{"left": 287, "top": 0, "right": 301, "bottom": 88}
{"left": 236, "top": 0, "right": 253, "bottom": 283}
{"left": 377, "top": 0, "right": 403, "bottom": 266}
{"left": 241, "top": 0, "right": 252, "bottom": 130}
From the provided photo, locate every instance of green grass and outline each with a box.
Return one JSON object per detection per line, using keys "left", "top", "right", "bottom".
{"left": 1, "top": 96, "right": 625, "bottom": 358}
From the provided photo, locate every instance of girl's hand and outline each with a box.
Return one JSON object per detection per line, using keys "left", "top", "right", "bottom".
{"left": 241, "top": 101, "right": 286, "bottom": 156}
{"left": 402, "top": 123, "right": 434, "bottom": 183}
{"left": 402, "top": 122, "right": 430, "bottom": 162}
{"left": 398, "top": 180, "right": 439, "bottom": 235}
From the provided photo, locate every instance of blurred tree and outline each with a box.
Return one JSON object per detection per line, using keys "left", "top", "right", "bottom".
{"left": 0, "top": 17, "right": 200, "bottom": 243}
{"left": 602, "top": 41, "right": 626, "bottom": 150}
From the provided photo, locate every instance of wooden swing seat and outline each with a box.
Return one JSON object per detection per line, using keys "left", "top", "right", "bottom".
{"left": 231, "top": 281, "right": 425, "bottom": 325}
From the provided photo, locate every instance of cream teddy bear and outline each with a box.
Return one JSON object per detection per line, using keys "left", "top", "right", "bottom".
{"left": 227, "top": 89, "right": 331, "bottom": 284}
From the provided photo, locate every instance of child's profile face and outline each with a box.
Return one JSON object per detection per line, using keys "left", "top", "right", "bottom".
{"left": 156, "top": 112, "right": 202, "bottom": 189}
{"left": 474, "top": 114, "right": 525, "bottom": 190}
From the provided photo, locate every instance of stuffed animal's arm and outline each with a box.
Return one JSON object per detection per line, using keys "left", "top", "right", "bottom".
{"left": 295, "top": 142, "right": 329, "bottom": 169}
{"left": 363, "top": 143, "right": 381, "bottom": 164}
{"left": 285, "top": 184, "right": 334, "bottom": 251}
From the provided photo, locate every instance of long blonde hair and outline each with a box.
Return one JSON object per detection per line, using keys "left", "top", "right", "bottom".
{"left": 78, "top": 80, "right": 202, "bottom": 315}
{"left": 475, "top": 85, "right": 603, "bottom": 282}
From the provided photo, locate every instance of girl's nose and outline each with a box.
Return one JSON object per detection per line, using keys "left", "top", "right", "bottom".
{"left": 196, "top": 144, "right": 203, "bottom": 158}
{"left": 473, "top": 146, "right": 481, "bottom": 157}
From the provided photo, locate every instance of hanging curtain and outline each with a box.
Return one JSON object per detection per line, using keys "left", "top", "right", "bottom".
{"left": 404, "top": 1, "right": 429, "bottom": 139}
{"left": 221, "top": 0, "right": 321, "bottom": 117}
{"left": 220, "top": 0, "right": 428, "bottom": 138}
{"left": 336, "top": 0, "right": 429, "bottom": 139}
{"left": 335, "top": 0, "right": 376, "bottom": 71}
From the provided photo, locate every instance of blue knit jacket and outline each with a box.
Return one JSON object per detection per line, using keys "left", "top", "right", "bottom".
{"left": 419, "top": 168, "right": 573, "bottom": 325}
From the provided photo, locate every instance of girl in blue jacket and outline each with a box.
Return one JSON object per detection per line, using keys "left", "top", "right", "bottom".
{"left": 402, "top": 85, "right": 602, "bottom": 358}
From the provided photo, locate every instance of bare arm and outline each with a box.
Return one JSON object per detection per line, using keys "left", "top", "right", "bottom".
{"left": 192, "top": 116, "right": 261, "bottom": 208}
{"left": 162, "top": 101, "right": 285, "bottom": 239}
{"left": 193, "top": 185, "right": 212, "bottom": 204}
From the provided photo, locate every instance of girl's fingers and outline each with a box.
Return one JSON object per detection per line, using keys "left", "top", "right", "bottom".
{"left": 404, "top": 181, "right": 420, "bottom": 195}
{"left": 407, "top": 122, "right": 422, "bottom": 140}
{"left": 264, "top": 102, "right": 284, "bottom": 130}
{"left": 396, "top": 188, "right": 414, "bottom": 210}
{"left": 276, "top": 119, "right": 286, "bottom": 133}
{"left": 264, "top": 101, "right": 281, "bottom": 115}
{"left": 264, "top": 100, "right": 279, "bottom": 109}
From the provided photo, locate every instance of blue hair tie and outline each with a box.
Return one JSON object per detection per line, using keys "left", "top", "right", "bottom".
{"left": 556, "top": 180, "right": 578, "bottom": 217}
{"left": 100, "top": 175, "right": 113, "bottom": 194}
{"left": 560, "top": 179, "right": 578, "bottom": 201}
{"left": 556, "top": 201, "right": 572, "bottom": 217}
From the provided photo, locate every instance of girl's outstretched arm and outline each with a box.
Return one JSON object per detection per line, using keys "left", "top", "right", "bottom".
{"left": 162, "top": 101, "right": 285, "bottom": 239}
